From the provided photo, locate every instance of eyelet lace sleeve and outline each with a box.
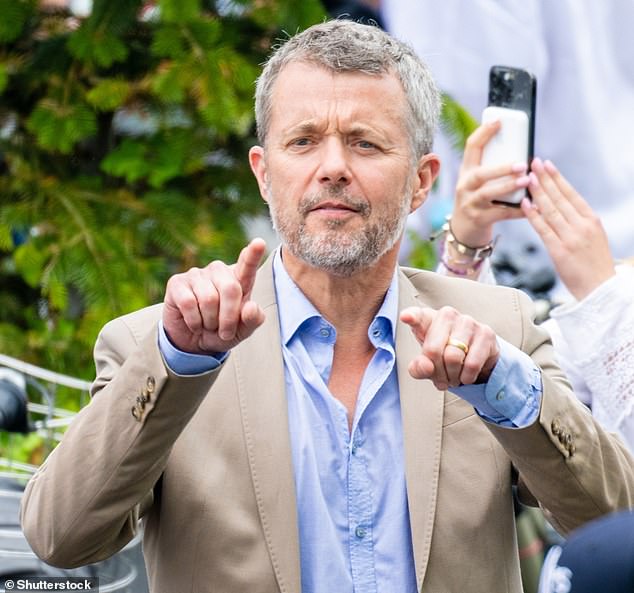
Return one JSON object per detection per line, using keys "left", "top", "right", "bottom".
{"left": 548, "top": 265, "right": 634, "bottom": 450}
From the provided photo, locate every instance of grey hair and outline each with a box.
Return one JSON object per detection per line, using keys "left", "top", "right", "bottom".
{"left": 254, "top": 20, "right": 441, "bottom": 159}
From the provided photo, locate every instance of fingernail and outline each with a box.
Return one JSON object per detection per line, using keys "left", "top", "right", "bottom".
{"left": 544, "top": 160, "right": 557, "bottom": 174}
{"left": 511, "top": 162, "right": 528, "bottom": 173}
{"left": 515, "top": 175, "right": 531, "bottom": 187}
{"left": 220, "top": 331, "right": 233, "bottom": 341}
{"left": 529, "top": 172, "right": 540, "bottom": 187}
{"left": 532, "top": 157, "right": 544, "bottom": 171}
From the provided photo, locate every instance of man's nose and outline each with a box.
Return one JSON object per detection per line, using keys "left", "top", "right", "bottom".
{"left": 317, "top": 138, "right": 351, "bottom": 186}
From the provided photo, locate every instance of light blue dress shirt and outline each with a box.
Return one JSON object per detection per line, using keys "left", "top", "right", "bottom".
{"left": 159, "top": 249, "right": 543, "bottom": 593}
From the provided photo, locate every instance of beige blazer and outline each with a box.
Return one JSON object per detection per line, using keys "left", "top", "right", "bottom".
{"left": 20, "top": 258, "right": 634, "bottom": 593}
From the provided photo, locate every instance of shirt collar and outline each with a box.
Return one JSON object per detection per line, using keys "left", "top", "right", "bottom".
{"left": 272, "top": 247, "right": 399, "bottom": 346}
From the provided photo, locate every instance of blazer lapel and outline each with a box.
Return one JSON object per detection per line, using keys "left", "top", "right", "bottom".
{"left": 233, "top": 255, "right": 301, "bottom": 593}
{"left": 396, "top": 269, "right": 445, "bottom": 590}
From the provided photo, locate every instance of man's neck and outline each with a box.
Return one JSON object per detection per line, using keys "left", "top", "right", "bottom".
{"left": 279, "top": 246, "right": 398, "bottom": 338}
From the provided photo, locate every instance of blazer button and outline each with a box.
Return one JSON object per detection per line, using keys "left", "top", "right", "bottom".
{"left": 551, "top": 418, "right": 562, "bottom": 436}
{"left": 564, "top": 433, "right": 573, "bottom": 447}
{"left": 146, "top": 376, "right": 156, "bottom": 393}
{"left": 136, "top": 396, "right": 147, "bottom": 409}
{"left": 131, "top": 406, "right": 142, "bottom": 421}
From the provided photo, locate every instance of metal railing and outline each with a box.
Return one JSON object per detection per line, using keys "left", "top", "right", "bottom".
{"left": 0, "top": 353, "right": 148, "bottom": 593}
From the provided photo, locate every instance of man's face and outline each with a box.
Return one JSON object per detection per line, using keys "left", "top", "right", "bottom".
{"left": 249, "top": 62, "right": 438, "bottom": 276}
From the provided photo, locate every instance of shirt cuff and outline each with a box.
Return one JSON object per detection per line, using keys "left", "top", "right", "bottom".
{"left": 450, "top": 337, "right": 543, "bottom": 428}
{"left": 158, "top": 320, "right": 228, "bottom": 375}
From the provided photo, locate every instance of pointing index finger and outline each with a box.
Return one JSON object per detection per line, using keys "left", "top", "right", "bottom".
{"left": 234, "top": 238, "right": 267, "bottom": 299}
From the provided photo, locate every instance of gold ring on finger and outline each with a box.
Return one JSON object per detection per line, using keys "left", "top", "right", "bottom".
{"left": 446, "top": 337, "right": 469, "bottom": 355}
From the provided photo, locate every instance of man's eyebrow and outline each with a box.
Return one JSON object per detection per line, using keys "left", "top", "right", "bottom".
{"left": 346, "top": 124, "right": 379, "bottom": 137}
{"left": 286, "top": 121, "right": 378, "bottom": 136}
{"left": 285, "top": 121, "right": 321, "bottom": 136}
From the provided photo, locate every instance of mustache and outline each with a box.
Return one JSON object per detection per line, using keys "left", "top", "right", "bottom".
{"left": 299, "top": 187, "right": 371, "bottom": 217}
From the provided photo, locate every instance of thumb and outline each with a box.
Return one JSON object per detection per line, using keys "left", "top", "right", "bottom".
{"left": 408, "top": 356, "right": 435, "bottom": 380}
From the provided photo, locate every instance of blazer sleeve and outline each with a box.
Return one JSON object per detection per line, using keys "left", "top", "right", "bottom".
{"left": 20, "top": 310, "right": 221, "bottom": 568}
{"left": 485, "top": 288, "right": 634, "bottom": 534}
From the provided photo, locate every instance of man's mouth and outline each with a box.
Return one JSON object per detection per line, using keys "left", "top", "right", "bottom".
{"left": 299, "top": 191, "right": 371, "bottom": 218}
{"left": 310, "top": 201, "right": 358, "bottom": 213}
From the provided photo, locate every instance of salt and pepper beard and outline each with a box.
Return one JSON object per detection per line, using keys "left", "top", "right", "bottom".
{"left": 267, "top": 182, "right": 413, "bottom": 277}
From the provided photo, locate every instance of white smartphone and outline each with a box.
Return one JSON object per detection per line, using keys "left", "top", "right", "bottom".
{"left": 480, "top": 65, "right": 537, "bottom": 206}
{"left": 481, "top": 106, "right": 529, "bottom": 204}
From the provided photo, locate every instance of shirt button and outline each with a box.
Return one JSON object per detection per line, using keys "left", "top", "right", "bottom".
{"left": 355, "top": 526, "right": 367, "bottom": 539}
{"left": 372, "top": 328, "right": 381, "bottom": 338}
{"left": 496, "top": 389, "right": 505, "bottom": 400}
{"left": 320, "top": 327, "right": 331, "bottom": 337}
{"left": 351, "top": 442, "right": 360, "bottom": 455}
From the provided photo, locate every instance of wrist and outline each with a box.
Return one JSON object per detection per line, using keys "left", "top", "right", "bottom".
{"left": 441, "top": 241, "right": 485, "bottom": 277}
{"left": 433, "top": 215, "right": 497, "bottom": 277}
{"left": 567, "top": 267, "right": 617, "bottom": 301}
{"left": 450, "top": 217, "right": 494, "bottom": 248}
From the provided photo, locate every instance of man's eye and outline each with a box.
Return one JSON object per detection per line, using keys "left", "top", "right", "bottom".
{"left": 358, "top": 140, "right": 377, "bottom": 149}
{"left": 292, "top": 138, "right": 312, "bottom": 146}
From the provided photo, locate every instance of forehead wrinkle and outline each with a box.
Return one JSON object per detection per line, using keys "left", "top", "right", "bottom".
{"left": 271, "top": 63, "right": 410, "bottom": 145}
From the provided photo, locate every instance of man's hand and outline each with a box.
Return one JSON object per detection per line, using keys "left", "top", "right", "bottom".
{"left": 400, "top": 306, "right": 500, "bottom": 391}
{"left": 163, "top": 238, "right": 267, "bottom": 355}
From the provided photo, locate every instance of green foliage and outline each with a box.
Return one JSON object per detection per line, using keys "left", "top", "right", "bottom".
{"left": 440, "top": 92, "right": 479, "bottom": 152}
{"left": 0, "top": 0, "right": 35, "bottom": 43}
{"left": 0, "top": 63, "right": 8, "bottom": 95}
{"left": 160, "top": 0, "right": 202, "bottom": 24}
{"left": 86, "top": 78, "right": 131, "bottom": 111}
{"left": 27, "top": 100, "right": 98, "bottom": 153}
{"left": 0, "top": 0, "right": 327, "bottom": 463}
{"left": 407, "top": 230, "right": 437, "bottom": 271}
{"left": 67, "top": 27, "right": 130, "bottom": 67}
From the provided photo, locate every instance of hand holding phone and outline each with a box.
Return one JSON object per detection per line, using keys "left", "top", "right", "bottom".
{"left": 481, "top": 66, "right": 536, "bottom": 205}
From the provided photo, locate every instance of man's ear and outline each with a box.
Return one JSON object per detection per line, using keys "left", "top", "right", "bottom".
{"left": 249, "top": 146, "right": 269, "bottom": 203}
{"left": 410, "top": 153, "right": 441, "bottom": 212}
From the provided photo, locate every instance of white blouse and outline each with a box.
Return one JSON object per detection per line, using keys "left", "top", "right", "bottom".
{"left": 545, "top": 265, "right": 634, "bottom": 452}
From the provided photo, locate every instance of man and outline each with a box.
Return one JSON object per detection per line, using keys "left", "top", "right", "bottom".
{"left": 20, "top": 20, "right": 634, "bottom": 593}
